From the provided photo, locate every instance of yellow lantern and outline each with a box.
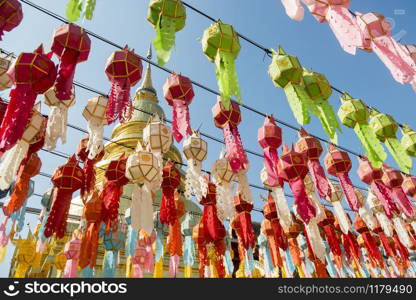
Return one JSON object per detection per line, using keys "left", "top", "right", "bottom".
{"left": 43, "top": 86, "right": 76, "bottom": 151}
{"left": 13, "top": 233, "right": 36, "bottom": 278}
{"left": 54, "top": 252, "right": 67, "bottom": 278}
{"left": 82, "top": 95, "right": 109, "bottom": 159}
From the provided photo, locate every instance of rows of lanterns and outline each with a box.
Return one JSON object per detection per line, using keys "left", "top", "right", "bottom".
{"left": 0, "top": 0, "right": 414, "bottom": 278}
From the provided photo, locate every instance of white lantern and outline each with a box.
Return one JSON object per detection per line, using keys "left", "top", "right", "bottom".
{"left": 327, "top": 182, "right": 351, "bottom": 234}
{"left": 183, "top": 131, "right": 207, "bottom": 202}
{"left": 0, "top": 103, "right": 45, "bottom": 190}
{"left": 44, "top": 87, "right": 75, "bottom": 151}
{"left": 0, "top": 56, "right": 12, "bottom": 91}
{"left": 82, "top": 95, "right": 109, "bottom": 159}
{"left": 304, "top": 174, "right": 325, "bottom": 224}
{"left": 125, "top": 143, "right": 162, "bottom": 234}
{"left": 143, "top": 114, "right": 172, "bottom": 156}
{"left": 355, "top": 189, "right": 377, "bottom": 231}
{"left": 366, "top": 189, "right": 394, "bottom": 237}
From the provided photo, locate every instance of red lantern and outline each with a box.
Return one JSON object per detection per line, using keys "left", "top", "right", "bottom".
{"left": 324, "top": 144, "right": 360, "bottom": 211}
{"left": 402, "top": 175, "right": 416, "bottom": 201}
{"left": 0, "top": 45, "right": 56, "bottom": 153}
{"left": 163, "top": 72, "right": 194, "bottom": 142}
{"left": 357, "top": 157, "right": 399, "bottom": 218}
{"left": 101, "top": 154, "right": 129, "bottom": 229}
{"left": 79, "top": 191, "right": 102, "bottom": 269}
{"left": 257, "top": 115, "right": 282, "bottom": 187}
{"left": 262, "top": 193, "right": 288, "bottom": 251}
{"left": 296, "top": 128, "right": 331, "bottom": 200}
{"left": 261, "top": 219, "right": 283, "bottom": 268}
{"left": 104, "top": 46, "right": 143, "bottom": 124}
{"left": 317, "top": 208, "right": 342, "bottom": 268}
{"left": 233, "top": 192, "right": 255, "bottom": 250}
{"left": 278, "top": 144, "right": 316, "bottom": 223}
{"left": 193, "top": 220, "right": 208, "bottom": 278}
{"left": 51, "top": 23, "right": 90, "bottom": 101}
{"left": 200, "top": 182, "right": 226, "bottom": 243}
{"left": 76, "top": 136, "right": 104, "bottom": 201}
{"left": 212, "top": 97, "right": 247, "bottom": 173}
{"left": 160, "top": 160, "right": 180, "bottom": 225}
{"left": 382, "top": 165, "right": 416, "bottom": 218}
{"left": 0, "top": 0, "right": 23, "bottom": 40}
{"left": 354, "top": 215, "right": 384, "bottom": 269}
{"left": 44, "top": 155, "right": 84, "bottom": 239}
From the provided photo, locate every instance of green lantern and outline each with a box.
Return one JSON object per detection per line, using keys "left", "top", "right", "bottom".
{"left": 66, "top": 0, "right": 96, "bottom": 22}
{"left": 302, "top": 69, "right": 341, "bottom": 144}
{"left": 338, "top": 93, "right": 386, "bottom": 168}
{"left": 202, "top": 21, "right": 241, "bottom": 109}
{"left": 369, "top": 111, "right": 412, "bottom": 173}
{"left": 268, "top": 47, "right": 310, "bottom": 125}
{"left": 401, "top": 125, "right": 416, "bottom": 157}
{"left": 147, "top": 0, "right": 186, "bottom": 66}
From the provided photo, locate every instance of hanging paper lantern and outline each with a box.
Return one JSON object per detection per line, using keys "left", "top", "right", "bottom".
{"left": 326, "top": 181, "right": 352, "bottom": 235}
{"left": 202, "top": 21, "right": 241, "bottom": 109}
{"left": 0, "top": 0, "right": 23, "bottom": 40}
{"left": 317, "top": 208, "right": 342, "bottom": 270}
{"left": 0, "top": 45, "right": 56, "bottom": 154}
{"left": 76, "top": 136, "right": 104, "bottom": 201}
{"left": 79, "top": 191, "right": 102, "bottom": 270}
{"left": 353, "top": 215, "right": 384, "bottom": 269}
{"left": 102, "top": 227, "right": 125, "bottom": 278}
{"left": 260, "top": 219, "right": 283, "bottom": 270}
{"left": 0, "top": 103, "right": 45, "bottom": 190}
{"left": 212, "top": 97, "right": 247, "bottom": 173}
{"left": 262, "top": 193, "right": 288, "bottom": 251}
{"left": 163, "top": 72, "right": 194, "bottom": 142}
{"left": 104, "top": 46, "right": 143, "bottom": 124}
{"left": 0, "top": 55, "right": 13, "bottom": 90}
{"left": 193, "top": 220, "right": 208, "bottom": 277}
{"left": 211, "top": 152, "right": 235, "bottom": 222}
{"left": 13, "top": 232, "right": 36, "bottom": 278}
{"left": 167, "top": 194, "right": 184, "bottom": 277}
{"left": 401, "top": 125, "right": 416, "bottom": 158}
{"left": 369, "top": 111, "right": 411, "bottom": 173}
{"left": 160, "top": 160, "right": 180, "bottom": 226}
{"left": 268, "top": 47, "right": 310, "bottom": 125}
{"left": 285, "top": 219, "right": 305, "bottom": 276}
{"left": 183, "top": 131, "right": 207, "bottom": 202}
{"left": 280, "top": 0, "right": 305, "bottom": 21}
{"left": 304, "top": 0, "right": 363, "bottom": 55}
{"left": 82, "top": 95, "right": 109, "bottom": 159}
{"left": 402, "top": 175, "right": 416, "bottom": 201}
{"left": 147, "top": 0, "right": 186, "bottom": 65}
{"left": 44, "top": 155, "right": 84, "bottom": 239}
{"left": 278, "top": 144, "right": 316, "bottom": 223}
{"left": 153, "top": 211, "right": 166, "bottom": 278}
{"left": 131, "top": 230, "right": 156, "bottom": 278}
{"left": 126, "top": 143, "right": 161, "bottom": 234}
{"left": 233, "top": 192, "right": 255, "bottom": 250}
{"left": 143, "top": 113, "right": 172, "bottom": 163}
{"left": 258, "top": 114, "right": 282, "bottom": 187}
{"left": 62, "top": 232, "right": 81, "bottom": 278}
{"left": 66, "top": 0, "right": 97, "bottom": 22}
{"left": 295, "top": 127, "right": 331, "bottom": 199}
{"left": 338, "top": 93, "right": 386, "bottom": 168}
{"left": 101, "top": 154, "right": 129, "bottom": 230}
{"left": 382, "top": 165, "right": 416, "bottom": 218}
{"left": 302, "top": 69, "right": 341, "bottom": 143}
{"left": 181, "top": 212, "right": 197, "bottom": 278}
{"left": 324, "top": 145, "right": 360, "bottom": 211}
{"left": 355, "top": 188, "right": 378, "bottom": 231}
{"left": 51, "top": 23, "right": 90, "bottom": 100}
{"left": 44, "top": 86, "right": 76, "bottom": 150}
{"left": 356, "top": 12, "right": 416, "bottom": 88}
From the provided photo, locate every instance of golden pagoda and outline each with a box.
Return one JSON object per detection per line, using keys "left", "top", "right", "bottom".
{"left": 9, "top": 48, "right": 202, "bottom": 278}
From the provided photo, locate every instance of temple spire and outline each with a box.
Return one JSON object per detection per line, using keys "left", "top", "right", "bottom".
{"left": 136, "top": 44, "right": 156, "bottom": 96}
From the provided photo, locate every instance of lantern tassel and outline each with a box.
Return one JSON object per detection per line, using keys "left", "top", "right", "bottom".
{"left": 392, "top": 217, "right": 413, "bottom": 249}
{"left": 304, "top": 219, "right": 326, "bottom": 264}
{"left": 160, "top": 187, "right": 177, "bottom": 226}
{"left": 361, "top": 232, "right": 384, "bottom": 269}
{"left": 215, "top": 51, "right": 241, "bottom": 109}
{"left": 44, "top": 189, "right": 73, "bottom": 239}
{"left": 359, "top": 205, "right": 377, "bottom": 231}
{"left": 103, "top": 250, "right": 117, "bottom": 278}
{"left": 86, "top": 119, "right": 104, "bottom": 159}
{"left": 78, "top": 222, "right": 99, "bottom": 270}
{"left": 171, "top": 100, "right": 192, "bottom": 142}
{"left": 370, "top": 182, "right": 398, "bottom": 219}
{"left": 223, "top": 123, "right": 247, "bottom": 173}
{"left": 264, "top": 147, "right": 280, "bottom": 187}
{"left": 45, "top": 104, "right": 68, "bottom": 151}
{"left": 331, "top": 200, "right": 351, "bottom": 234}
{"left": 101, "top": 181, "right": 122, "bottom": 228}
{"left": 283, "top": 83, "right": 310, "bottom": 125}
{"left": 280, "top": 0, "right": 305, "bottom": 21}
{"left": 289, "top": 178, "right": 316, "bottom": 223}
{"left": 307, "top": 159, "right": 331, "bottom": 199}
{"left": 354, "top": 123, "right": 386, "bottom": 169}
{"left": 0, "top": 89, "right": 36, "bottom": 153}
{"left": 385, "top": 137, "right": 412, "bottom": 174}
{"left": 63, "top": 258, "right": 78, "bottom": 278}
{"left": 310, "top": 101, "right": 340, "bottom": 144}
{"left": 131, "top": 184, "right": 154, "bottom": 235}
{"left": 153, "top": 14, "right": 176, "bottom": 66}
{"left": 272, "top": 187, "right": 292, "bottom": 231}
{"left": 0, "top": 140, "right": 29, "bottom": 191}
{"left": 337, "top": 173, "right": 360, "bottom": 211}
{"left": 323, "top": 224, "right": 342, "bottom": 258}
{"left": 106, "top": 82, "right": 130, "bottom": 125}
{"left": 55, "top": 48, "right": 79, "bottom": 100}
{"left": 169, "top": 254, "right": 180, "bottom": 278}
{"left": 391, "top": 187, "right": 415, "bottom": 218}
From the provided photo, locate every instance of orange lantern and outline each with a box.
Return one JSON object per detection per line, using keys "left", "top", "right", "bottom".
{"left": 262, "top": 193, "right": 287, "bottom": 251}
{"left": 233, "top": 192, "right": 255, "bottom": 250}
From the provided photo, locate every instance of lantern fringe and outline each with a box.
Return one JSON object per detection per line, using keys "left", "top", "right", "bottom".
{"left": 55, "top": 48, "right": 79, "bottom": 101}
{"left": 331, "top": 200, "right": 351, "bottom": 235}
{"left": 184, "top": 159, "right": 203, "bottom": 202}
{"left": 280, "top": 0, "right": 305, "bottom": 21}
{"left": 215, "top": 51, "right": 241, "bottom": 109}
{"left": 131, "top": 183, "right": 154, "bottom": 235}
{"left": 272, "top": 187, "right": 292, "bottom": 232}
{"left": 44, "top": 188, "right": 73, "bottom": 239}
{"left": 0, "top": 140, "right": 28, "bottom": 191}
{"left": 106, "top": 82, "right": 130, "bottom": 125}
{"left": 354, "top": 123, "right": 386, "bottom": 169}
{"left": 45, "top": 104, "right": 68, "bottom": 151}
{"left": 283, "top": 83, "right": 310, "bottom": 125}
{"left": 308, "top": 100, "right": 340, "bottom": 144}
{"left": 307, "top": 159, "right": 331, "bottom": 200}
{"left": 63, "top": 258, "right": 78, "bottom": 278}
{"left": 392, "top": 217, "right": 413, "bottom": 249}
{"left": 86, "top": 118, "right": 104, "bottom": 159}
{"left": 304, "top": 219, "right": 326, "bottom": 264}
{"left": 154, "top": 14, "right": 176, "bottom": 66}
{"left": 391, "top": 187, "right": 415, "bottom": 218}
{"left": 358, "top": 205, "right": 377, "bottom": 231}
{"left": 290, "top": 179, "right": 316, "bottom": 224}
{"left": 385, "top": 137, "right": 412, "bottom": 174}
{"left": 337, "top": 173, "right": 360, "bottom": 211}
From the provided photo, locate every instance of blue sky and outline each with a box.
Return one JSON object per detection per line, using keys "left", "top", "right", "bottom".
{"left": 0, "top": 0, "right": 415, "bottom": 276}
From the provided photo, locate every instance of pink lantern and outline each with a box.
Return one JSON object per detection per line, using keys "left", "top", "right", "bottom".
{"left": 163, "top": 72, "right": 194, "bottom": 142}
{"left": 51, "top": 23, "right": 91, "bottom": 100}
{"left": 0, "top": 0, "right": 23, "bottom": 40}
{"left": 278, "top": 144, "right": 316, "bottom": 223}
{"left": 104, "top": 46, "right": 143, "bottom": 124}
{"left": 402, "top": 175, "right": 416, "bottom": 201}
{"left": 212, "top": 97, "right": 247, "bottom": 173}
{"left": 63, "top": 233, "right": 81, "bottom": 278}
{"left": 382, "top": 165, "right": 416, "bottom": 218}
{"left": 257, "top": 115, "right": 282, "bottom": 187}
